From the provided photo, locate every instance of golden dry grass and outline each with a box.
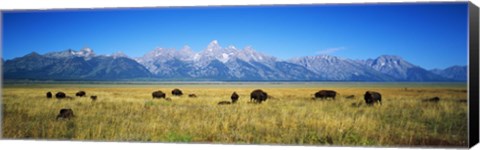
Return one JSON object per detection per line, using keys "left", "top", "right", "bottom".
{"left": 1, "top": 83, "right": 468, "bottom": 147}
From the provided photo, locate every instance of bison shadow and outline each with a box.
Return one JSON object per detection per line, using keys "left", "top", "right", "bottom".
{"left": 422, "top": 97, "right": 440, "bottom": 103}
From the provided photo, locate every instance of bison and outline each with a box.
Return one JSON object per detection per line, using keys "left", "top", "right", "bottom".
{"left": 55, "top": 92, "right": 66, "bottom": 99}
{"left": 231, "top": 92, "right": 239, "bottom": 103}
{"left": 364, "top": 91, "right": 382, "bottom": 106}
{"left": 250, "top": 89, "right": 268, "bottom": 103}
{"left": 314, "top": 90, "right": 337, "bottom": 99}
{"left": 188, "top": 94, "right": 197, "bottom": 98}
{"left": 152, "top": 90, "right": 166, "bottom": 99}
{"left": 76, "top": 91, "right": 86, "bottom": 97}
{"left": 172, "top": 88, "right": 183, "bottom": 96}
{"left": 56, "top": 108, "right": 74, "bottom": 120}
{"left": 90, "top": 95, "right": 97, "bottom": 101}
{"left": 46, "top": 92, "right": 53, "bottom": 98}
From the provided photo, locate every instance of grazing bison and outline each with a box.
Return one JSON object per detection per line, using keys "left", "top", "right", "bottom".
{"left": 422, "top": 97, "right": 440, "bottom": 103}
{"left": 250, "top": 89, "right": 268, "bottom": 103}
{"left": 314, "top": 90, "right": 337, "bottom": 99}
{"left": 172, "top": 88, "right": 183, "bottom": 96}
{"left": 152, "top": 90, "right": 166, "bottom": 99}
{"left": 90, "top": 95, "right": 97, "bottom": 101}
{"left": 188, "top": 94, "right": 197, "bottom": 98}
{"left": 46, "top": 92, "right": 53, "bottom": 98}
{"left": 364, "top": 91, "right": 382, "bottom": 106}
{"left": 55, "top": 92, "right": 66, "bottom": 99}
{"left": 56, "top": 108, "right": 74, "bottom": 120}
{"left": 231, "top": 92, "right": 239, "bottom": 103}
{"left": 165, "top": 97, "right": 172, "bottom": 101}
{"left": 76, "top": 91, "right": 86, "bottom": 97}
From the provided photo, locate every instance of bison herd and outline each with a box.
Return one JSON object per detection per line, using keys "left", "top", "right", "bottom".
{"left": 311, "top": 90, "right": 383, "bottom": 106}
{"left": 47, "top": 87, "right": 455, "bottom": 121}
{"left": 149, "top": 89, "right": 246, "bottom": 105}
{"left": 47, "top": 91, "right": 97, "bottom": 101}
{"left": 47, "top": 89, "right": 388, "bottom": 106}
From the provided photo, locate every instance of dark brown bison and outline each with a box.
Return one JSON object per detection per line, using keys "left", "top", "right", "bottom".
{"left": 76, "top": 91, "right": 86, "bottom": 97}
{"left": 46, "top": 92, "right": 53, "bottom": 98}
{"left": 422, "top": 97, "right": 440, "bottom": 102}
{"left": 56, "top": 108, "right": 74, "bottom": 120}
{"left": 90, "top": 95, "right": 97, "bottom": 101}
{"left": 152, "top": 90, "right": 166, "bottom": 99}
{"left": 188, "top": 94, "right": 197, "bottom": 98}
{"left": 55, "top": 92, "right": 66, "bottom": 99}
{"left": 172, "top": 88, "right": 183, "bottom": 96}
{"left": 364, "top": 91, "right": 382, "bottom": 106}
{"left": 231, "top": 92, "right": 239, "bottom": 103}
{"left": 250, "top": 89, "right": 268, "bottom": 103}
{"left": 314, "top": 90, "right": 337, "bottom": 99}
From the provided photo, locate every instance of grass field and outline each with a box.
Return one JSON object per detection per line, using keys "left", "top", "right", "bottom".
{"left": 1, "top": 82, "right": 468, "bottom": 147}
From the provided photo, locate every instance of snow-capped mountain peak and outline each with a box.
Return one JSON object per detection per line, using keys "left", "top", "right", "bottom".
{"left": 206, "top": 40, "right": 221, "bottom": 52}
{"left": 44, "top": 47, "right": 95, "bottom": 59}
{"left": 135, "top": 40, "right": 279, "bottom": 73}
{"left": 177, "top": 45, "right": 195, "bottom": 61}
{"left": 362, "top": 55, "right": 445, "bottom": 81}
{"left": 82, "top": 47, "right": 93, "bottom": 53}
{"left": 236, "top": 46, "right": 276, "bottom": 63}
{"left": 367, "top": 55, "right": 415, "bottom": 70}
{"left": 76, "top": 47, "right": 95, "bottom": 58}
{"left": 198, "top": 40, "right": 237, "bottom": 63}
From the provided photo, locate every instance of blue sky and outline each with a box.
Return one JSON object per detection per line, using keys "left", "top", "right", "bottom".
{"left": 2, "top": 2, "right": 468, "bottom": 69}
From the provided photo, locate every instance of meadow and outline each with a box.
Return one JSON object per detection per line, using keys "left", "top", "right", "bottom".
{"left": 1, "top": 82, "right": 469, "bottom": 147}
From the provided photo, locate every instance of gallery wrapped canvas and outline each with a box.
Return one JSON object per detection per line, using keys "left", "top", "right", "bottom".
{"left": 1, "top": 0, "right": 479, "bottom": 149}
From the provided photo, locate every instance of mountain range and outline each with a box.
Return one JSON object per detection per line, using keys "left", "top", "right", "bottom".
{"left": 2, "top": 40, "right": 467, "bottom": 81}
